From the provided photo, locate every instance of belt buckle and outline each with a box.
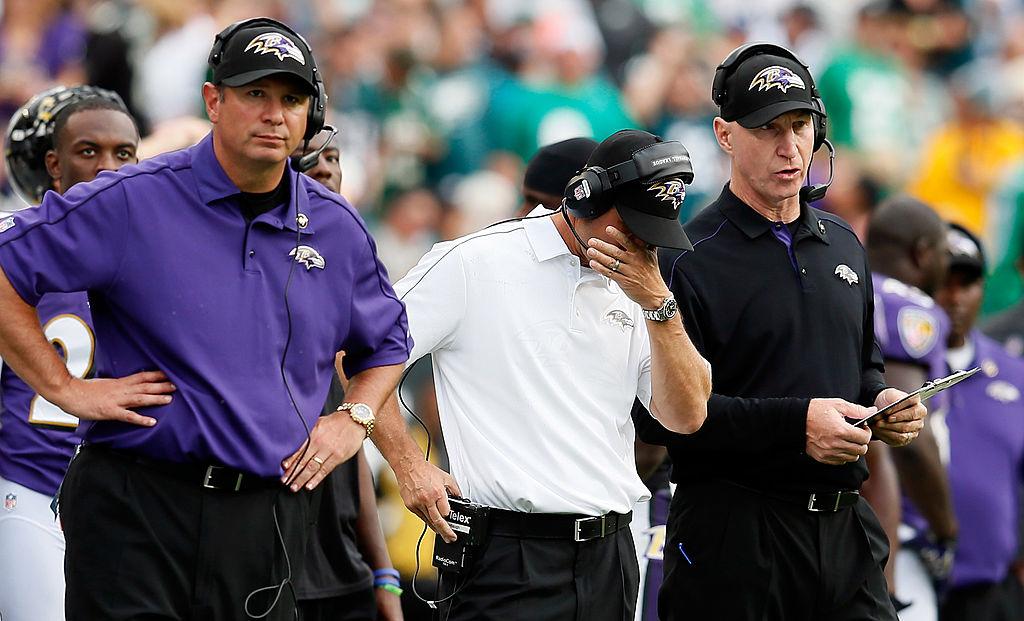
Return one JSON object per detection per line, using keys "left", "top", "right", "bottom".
{"left": 203, "top": 466, "right": 244, "bottom": 491}
{"left": 807, "top": 493, "right": 824, "bottom": 512}
{"left": 574, "top": 515, "right": 608, "bottom": 542}
{"left": 807, "top": 492, "right": 842, "bottom": 512}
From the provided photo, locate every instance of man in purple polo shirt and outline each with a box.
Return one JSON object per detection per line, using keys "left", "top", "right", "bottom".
{"left": 0, "top": 17, "right": 409, "bottom": 621}
{"left": 0, "top": 84, "right": 139, "bottom": 621}
{"left": 934, "top": 223, "right": 1024, "bottom": 621}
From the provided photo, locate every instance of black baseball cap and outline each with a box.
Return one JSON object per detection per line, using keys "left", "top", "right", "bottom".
{"left": 592, "top": 129, "right": 693, "bottom": 251}
{"left": 524, "top": 137, "right": 598, "bottom": 196}
{"left": 947, "top": 222, "right": 986, "bottom": 278}
{"left": 719, "top": 53, "right": 822, "bottom": 128}
{"left": 211, "top": 24, "right": 317, "bottom": 94}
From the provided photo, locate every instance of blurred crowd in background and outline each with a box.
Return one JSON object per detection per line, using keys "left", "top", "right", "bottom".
{"left": 4, "top": 0, "right": 1024, "bottom": 613}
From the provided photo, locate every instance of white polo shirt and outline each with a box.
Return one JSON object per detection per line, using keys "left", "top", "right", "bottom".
{"left": 394, "top": 215, "right": 653, "bottom": 515}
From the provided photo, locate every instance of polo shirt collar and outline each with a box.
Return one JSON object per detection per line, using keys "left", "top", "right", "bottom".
{"left": 190, "top": 133, "right": 315, "bottom": 234}
{"left": 718, "top": 183, "right": 829, "bottom": 244}
{"left": 524, "top": 214, "right": 571, "bottom": 262}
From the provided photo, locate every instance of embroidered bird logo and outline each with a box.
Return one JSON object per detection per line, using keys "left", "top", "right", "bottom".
{"left": 834, "top": 264, "right": 859, "bottom": 286}
{"left": 647, "top": 178, "right": 686, "bottom": 210}
{"left": 288, "top": 245, "right": 325, "bottom": 270}
{"left": 748, "top": 66, "right": 806, "bottom": 93}
{"left": 244, "top": 33, "right": 305, "bottom": 65}
{"left": 604, "top": 310, "right": 634, "bottom": 331}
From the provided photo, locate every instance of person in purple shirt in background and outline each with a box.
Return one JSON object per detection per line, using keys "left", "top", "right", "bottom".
{"left": 0, "top": 84, "right": 138, "bottom": 621}
{"left": 0, "top": 17, "right": 409, "bottom": 621}
{"left": 866, "top": 195, "right": 958, "bottom": 620}
{"left": 934, "top": 223, "right": 1024, "bottom": 621}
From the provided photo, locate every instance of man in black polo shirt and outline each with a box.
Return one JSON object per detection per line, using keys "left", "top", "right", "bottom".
{"left": 635, "top": 43, "right": 928, "bottom": 620}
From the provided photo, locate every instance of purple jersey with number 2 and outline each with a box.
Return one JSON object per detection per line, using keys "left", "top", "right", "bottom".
{"left": 0, "top": 292, "right": 92, "bottom": 497}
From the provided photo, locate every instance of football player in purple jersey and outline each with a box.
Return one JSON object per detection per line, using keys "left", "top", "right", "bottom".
{"left": 866, "top": 195, "right": 957, "bottom": 620}
{"left": 0, "top": 84, "right": 139, "bottom": 621}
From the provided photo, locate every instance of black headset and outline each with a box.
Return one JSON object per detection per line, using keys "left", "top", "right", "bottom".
{"left": 562, "top": 140, "right": 694, "bottom": 220}
{"left": 712, "top": 42, "right": 827, "bottom": 153}
{"left": 208, "top": 17, "right": 327, "bottom": 141}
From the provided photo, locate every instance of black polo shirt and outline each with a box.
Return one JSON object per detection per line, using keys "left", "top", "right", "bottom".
{"left": 636, "top": 184, "right": 887, "bottom": 494}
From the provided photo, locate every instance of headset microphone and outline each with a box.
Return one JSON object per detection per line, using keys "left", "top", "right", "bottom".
{"left": 290, "top": 124, "right": 338, "bottom": 173}
{"left": 800, "top": 138, "right": 834, "bottom": 204}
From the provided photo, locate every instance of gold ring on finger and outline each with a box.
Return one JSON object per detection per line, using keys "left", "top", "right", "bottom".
{"left": 312, "top": 456, "right": 325, "bottom": 466}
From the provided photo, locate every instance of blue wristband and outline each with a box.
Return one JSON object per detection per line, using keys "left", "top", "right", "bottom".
{"left": 373, "top": 568, "right": 401, "bottom": 579}
{"left": 374, "top": 576, "right": 401, "bottom": 588}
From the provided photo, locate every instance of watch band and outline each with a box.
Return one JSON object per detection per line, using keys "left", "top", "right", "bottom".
{"left": 642, "top": 294, "right": 678, "bottom": 322}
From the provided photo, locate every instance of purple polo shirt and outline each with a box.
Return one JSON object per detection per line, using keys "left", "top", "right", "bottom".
{"left": 872, "top": 272, "right": 950, "bottom": 538}
{"left": 0, "top": 135, "right": 411, "bottom": 477}
{"left": 946, "top": 330, "right": 1024, "bottom": 588}
{"left": 0, "top": 292, "right": 91, "bottom": 496}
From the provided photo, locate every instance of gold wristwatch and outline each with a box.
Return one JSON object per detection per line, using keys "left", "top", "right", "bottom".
{"left": 338, "top": 402, "right": 375, "bottom": 438}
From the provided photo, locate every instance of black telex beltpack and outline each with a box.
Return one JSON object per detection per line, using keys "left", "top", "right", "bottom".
{"left": 432, "top": 496, "right": 490, "bottom": 573}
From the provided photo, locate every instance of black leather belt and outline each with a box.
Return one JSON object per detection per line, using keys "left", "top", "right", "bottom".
{"left": 488, "top": 508, "right": 632, "bottom": 542}
{"left": 84, "top": 444, "right": 280, "bottom": 492}
{"left": 805, "top": 490, "right": 860, "bottom": 512}
{"left": 725, "top": 482, "right": 860, "bottom": 513}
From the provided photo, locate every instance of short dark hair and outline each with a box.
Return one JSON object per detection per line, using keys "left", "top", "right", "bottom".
{"left": 51, "top": 96, "right": 135, "bottom": 150}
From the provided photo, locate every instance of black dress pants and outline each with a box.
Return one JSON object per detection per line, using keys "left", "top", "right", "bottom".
{"left": 660, "top": 482, "right": 898, "bottom": 621}
{"left": 435, "top": 527, "right": 639, "bottom": 621}
{"left": 61, "top": 445, "right": 312, "bottom": 620}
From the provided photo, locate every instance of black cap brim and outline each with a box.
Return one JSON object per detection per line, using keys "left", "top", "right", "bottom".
{"left": 618, "top": 207, "right": 693, "bottom": 251}
{"left": 220, "top": 69, "right": 316, "bottom": 94}
{"left": 735, "top": 100, "right": 819, "bottom": 129}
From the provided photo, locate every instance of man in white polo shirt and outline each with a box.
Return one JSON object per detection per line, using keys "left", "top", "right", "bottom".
{"left": 371, "top": 129, "right": 712, "bottom": 620}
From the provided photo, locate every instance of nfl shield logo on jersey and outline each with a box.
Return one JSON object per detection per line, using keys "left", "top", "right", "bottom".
{"left": 897, "top": 307, "right": 939, "bottom": 358}
{"left": 4, "top": 492, "right": 15, "bottom": 511}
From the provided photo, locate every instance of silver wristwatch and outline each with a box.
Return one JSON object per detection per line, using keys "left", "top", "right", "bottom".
{"left": 642, "top": 294, "right": 678, "bottom": 322}
{"left": 338, "top": 402, "right": 375, "bottom": 438}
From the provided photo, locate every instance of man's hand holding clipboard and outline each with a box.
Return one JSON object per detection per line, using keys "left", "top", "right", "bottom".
{"left": 846, "top": 368, "right": 981, "bottom": 447}
{"left": 847, "top": 368, "right": 981, "bottom": 447}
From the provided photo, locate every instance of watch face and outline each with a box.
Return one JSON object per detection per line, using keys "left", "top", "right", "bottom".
{"left": 350, "top": 403, "right": 373, "bottom": 421}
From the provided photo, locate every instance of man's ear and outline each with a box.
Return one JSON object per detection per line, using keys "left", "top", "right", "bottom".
{"left": 44, "top": 150, "right": 62, "bottom": 193}
{"left": 713, "top": 117, "right": 732, "bottom": 155}
{"left": 202, "top": 82, "right": 221, "bottom": 123}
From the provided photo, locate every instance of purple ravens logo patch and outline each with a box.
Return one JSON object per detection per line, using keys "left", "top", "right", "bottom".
{"left": 647, "top": 178, "right": 686, "bottom": 210}
{"left": 244, "top": 33, "right": 306, "bottom": 65}
{"left": 748, "top": 66, "right": 806, "bottom": 93}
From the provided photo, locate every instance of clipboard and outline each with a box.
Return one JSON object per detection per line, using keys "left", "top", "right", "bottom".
{"left": 850, "top": 367, "right": 981, "bottom": 428}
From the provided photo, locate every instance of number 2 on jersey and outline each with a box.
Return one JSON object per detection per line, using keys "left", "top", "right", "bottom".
{"left": 28, "top": 314, "right": 95, "bottom": 429}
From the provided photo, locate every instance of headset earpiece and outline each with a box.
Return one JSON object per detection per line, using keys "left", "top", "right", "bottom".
{"left": 209, "top": 17, "right": 326, "bottom": 141}
{"left": 563, "top": 166, "right": 610, "bottom": 220}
